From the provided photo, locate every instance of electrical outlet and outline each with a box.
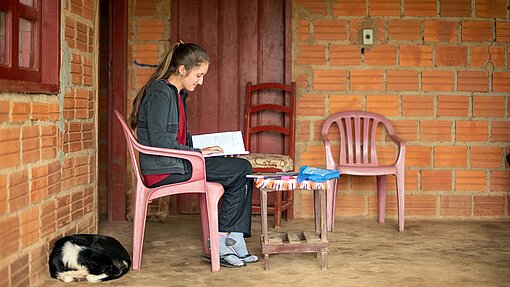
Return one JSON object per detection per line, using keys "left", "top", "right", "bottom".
{"left": 362, "top": 29, "right": 373, "bottom": 45}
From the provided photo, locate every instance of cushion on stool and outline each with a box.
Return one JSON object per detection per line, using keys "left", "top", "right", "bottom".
{"left": 238, "top": 153, "right": 294, "bottom": 172}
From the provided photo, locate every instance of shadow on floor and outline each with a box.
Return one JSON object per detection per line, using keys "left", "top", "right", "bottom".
{"left": 45, "top": 215, "right": 510, "bottom": 287}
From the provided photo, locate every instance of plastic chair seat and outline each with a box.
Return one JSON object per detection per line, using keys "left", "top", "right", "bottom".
{"left": 114, "top": 110, "right": 224, "bottom": 272}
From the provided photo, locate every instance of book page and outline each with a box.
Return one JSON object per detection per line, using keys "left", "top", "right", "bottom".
{"left": 192, "top": 131, "right": 249, "bottom": 157}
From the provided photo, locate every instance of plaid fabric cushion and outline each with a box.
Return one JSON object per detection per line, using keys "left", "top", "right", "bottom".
{"left": 238, "top": 153, "right": 294, "bottom": 172}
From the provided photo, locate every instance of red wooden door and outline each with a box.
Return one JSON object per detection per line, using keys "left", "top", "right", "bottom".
{"left": 170, "top": 0, "right": 291, "bottom": 213}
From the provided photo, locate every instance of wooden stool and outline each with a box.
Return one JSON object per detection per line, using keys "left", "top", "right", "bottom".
{"left": 260, "top": 187, "right": 328, "bottom": 270}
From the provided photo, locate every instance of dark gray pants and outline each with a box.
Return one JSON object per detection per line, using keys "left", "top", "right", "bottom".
{"left": 150, "top": 157, "right": 253, "bottom": 237}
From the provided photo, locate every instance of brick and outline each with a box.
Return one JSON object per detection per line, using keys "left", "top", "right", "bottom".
{"left": 20, "top": 207, "right": 39, "bottom": 247}
{"left": 136, "top": 19, "right": 164, "bottom": 41}
{"left": 295, "top": 0, "right": 327, "bottom": 15}
{"left": 296, "top": 94, "right": 325, "bottom": 116}
{"left": 134, "top": 0, "right": 158, "bottom": 16}
{"left": 473, "top": 195, "right": 505, "bottom": 216}
{"left": 402, "top": 95, "right": 434, "bottom": 117}
{"left": 297, "top": 45, "right": 325, "bottom": 65}
{"left": 490, "top": 171, "right": 510, "bottom": 192}
{"left": 364, "top": 45, "right": 397, "bottom": 66}
{"left": 406, "top": 145, "right": 432, "bottom": 167}
{"left": 493, "top": 72, "right": 510, "bottom": 92}
{"left": 369, "top": 0, "right": 400, "bottom": 16}
{"left": 313, "top": 20, "right": 347, "bottom": 41}
{"left": 469, "top": 46, "right": 505, "bottom": 68}
{"left": 0, "top": 175, "right": 5, "bottom": 215}
{"left": 10, "top": 254, "right": 29, "bottom": 287}
{"left": 473, "top": 96, "right": 505, "bottom": 117}
{"left": 496, "top": 22, "right": 510, "bottom": 42}
{"left": 462, "top": 21, "right": 493, "bottom": 42}
{"left": 404, "top": 0, "right": 436, "bottom": 16}
{"left": 440, "top": 0, "right": 471, "bottom": 17}
{"left": 492, "top": 121, "right": 510, "bottom": 142}
{"left": 9, "top": 170, "right": 29, "bottom": 212}
{"left": 12, "top": 102, "right": 30, "bottom": 122}
{"left": 386, "top": 70, "right": 418, "bottom": 91}
{"left": 422, "top": 170, "right": 452, "bottom": 191}
{"left": 350, "top": 70, "right": 384, "bottom": 91}
{"left": 400, "top": 46, "right": 433, "bottom": 67}
{"left": 335, "top": 194, "right": 365, "bottom": 216}
{"left": 424, "top": 20, "right": 458, "bottom": 43}
{"left": 388, "top": 20, "right": 422, "bottom": 41}
{"left": 296, "top": 120, "right": 310, "bottom": 142}
{"left": 133, "top": 44, "right": 158, "bottom": 66}
{"left": 458, "top": 71, "right": 489, "bottom": 92}
{"left": 456, "top": 121, "right": 488, "bottom": 142}
{"left": 392, "top": 120, "right": 418, "bottom": 141}
{"left": 471, "top": 146, "right": 504, "bottom": 168}
{"left": 435, "top": 46, "right": 467, "bottom": 66}
{"left": 475, "top": 0, "right": 507, "bottom": 18}
{"left": 440, "top": 195, "right": 472, "bottom": 216}
{"left": 405, "top": 169, "right": 419, "bottom": 191}
{"left": 0, "top": 215, "right": 20, "bottom": 258}
{"left": 329, "top": 95, "right": 363, "bottom": 114}
{"left": 31, "top": 103, "right": 50, "bottom": 121}
{"left": 300, "top": 144, "right": 326, "bottom": 167}
{"left": 437, "top": 95, "right": 469, "bottom": 117}
{"left": 332, "top": 0, "right": 366, "bottom": 16}
{"left": 330, "top": 45, "right": 361, "bottom": 66}
{"left": 22, "top": 126, "right": 40, "bottom": 164}
{"left": 351, "top": 175, "right": 376, "bottom": 191}
{"left": 405, "top": 195, "right": 437, "bottom": 216}
{"left": 434, "top": 146, "right": 468, "bottom": 167}
{"left": 366, "top": 95, "right": 399, "bottom": 116}
{"left": 422, "top": 71, "right": 454, "bottom": 91}
{"left": 420, "top": 120, "right": 452, "bottom": 142}
{"left": 0, "top": 127, "right": 21, "bottom": 169}
{"left": 457, "top": 170, "right": 487, "bottom": 191}
{"left": 40, "top": 201, "right": 56, "bottom": 237}
{"left": 297, "top": 20, "right": 310, "bottom": 41}
{"left": 313, "top": 70, "right": 347, "bottom": 91}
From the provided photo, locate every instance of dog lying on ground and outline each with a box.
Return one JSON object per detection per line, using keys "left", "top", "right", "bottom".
{"left": 49, "top": 234, "right": 131, "bottom": 283}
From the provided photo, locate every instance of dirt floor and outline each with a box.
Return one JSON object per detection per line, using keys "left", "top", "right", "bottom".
{"left": 45, "top": 215, "right": 510, "bottom": 287}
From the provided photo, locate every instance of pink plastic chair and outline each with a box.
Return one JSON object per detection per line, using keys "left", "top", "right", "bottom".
{"left": 114, "top": 110, "right": 224, "bottom": 272}
{"left": 321, "top": 111, "right": 405, "bottom": 232}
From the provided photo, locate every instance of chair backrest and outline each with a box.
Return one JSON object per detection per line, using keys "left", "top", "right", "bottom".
{"left": 113, "top": 110, "right": 207, "bottom": 190}
{"left": 243, "top": 82, "right": 296, "bottom": 159}
{"left": 321, "top": 111, "right": 397, "bottom": 167}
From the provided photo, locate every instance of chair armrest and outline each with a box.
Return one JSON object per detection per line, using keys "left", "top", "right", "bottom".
{"left": 387, "top": 133, "right": 406, "bottom": 164}
{"left": 132, "top": 140, "right": 206, "bottom": 182}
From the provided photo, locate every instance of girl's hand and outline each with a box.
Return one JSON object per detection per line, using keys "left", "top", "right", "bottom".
{"left": 201, "top": 146, "right": 224, "bottom": 155}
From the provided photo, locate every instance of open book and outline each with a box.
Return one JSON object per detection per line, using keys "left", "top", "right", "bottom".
{"left": 192, "top": 131, "right": 249, "bottom": 157}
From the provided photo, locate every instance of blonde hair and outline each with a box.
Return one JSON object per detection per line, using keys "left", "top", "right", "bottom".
{"left": 129, "top": 42, "right": 209, "bottom": 129}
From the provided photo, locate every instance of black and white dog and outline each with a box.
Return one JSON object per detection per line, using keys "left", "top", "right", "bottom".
{"left": 49, "top": 234, "right": 131, "bottom": 283}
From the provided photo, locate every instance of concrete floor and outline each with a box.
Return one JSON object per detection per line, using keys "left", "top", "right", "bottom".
{"left": 45, "top": 215, "right": 510, "bottom": 287}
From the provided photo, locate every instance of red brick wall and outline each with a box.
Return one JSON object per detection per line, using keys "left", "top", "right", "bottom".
{"left": 294, "top": 0, "right": 510, "bottom": 218}
{"left": 0, "top": 1, "right": 99, "bottom": 286}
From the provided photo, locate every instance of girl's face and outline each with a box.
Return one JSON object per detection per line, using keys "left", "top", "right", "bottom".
{"left": 181, "top": 62, "right": 209, "bottom": 92}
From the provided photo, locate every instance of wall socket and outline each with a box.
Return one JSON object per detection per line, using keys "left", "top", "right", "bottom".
{"left": 362, "top": 29, "right": 374, "bottom": 45}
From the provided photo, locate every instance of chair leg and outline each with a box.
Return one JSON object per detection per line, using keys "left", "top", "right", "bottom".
{"left": 132, "top": 193, "right": 149, "bottom": 270}
{"left": 198, "top": 194, "right": 210, "bottom": 255}
{"left": 376, "top": 175, "right": 386, "bottom": 224}
{"left": 206, "top": 187, "right": 223, "bottom": 272}
{"left": 326, "top": 179, "right": 337, "bottom": 232}
{"left": 286, "top": 190, "right": 294, "bottom": 221}
{"left": 274, "top": 190, "right": 282, "bottom": 228}
{"left": 396, "top": 170, "right": 405, "bottom": 232}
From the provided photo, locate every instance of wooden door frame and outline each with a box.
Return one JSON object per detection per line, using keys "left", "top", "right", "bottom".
{"left": 107, "top": 0, "right": 127, "bottom": 221}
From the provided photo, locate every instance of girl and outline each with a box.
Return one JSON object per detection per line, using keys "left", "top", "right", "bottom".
{"left": 130, "top": 42, "right": 257, "bottom": 268}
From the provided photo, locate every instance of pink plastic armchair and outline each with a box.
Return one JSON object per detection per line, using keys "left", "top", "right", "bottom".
{"left": 321, "top": 111, "right": 405, "bottom": 232}
{"left": 114, "top": 110, "right": 224, "bottom": 272}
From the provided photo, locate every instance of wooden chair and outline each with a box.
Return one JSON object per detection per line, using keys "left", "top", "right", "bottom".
{"left": 321, "top": 111, "right": 406, "bottom": 232}
{"left": 241, "top": 82, "right": 296, "bottom": 228}
{"left": 114, "top": 110, "right": 224, "bottom": 272}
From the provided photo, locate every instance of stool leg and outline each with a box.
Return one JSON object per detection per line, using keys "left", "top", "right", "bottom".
{"left": 321, "top": 250, "right": 328, "bottom": 270}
